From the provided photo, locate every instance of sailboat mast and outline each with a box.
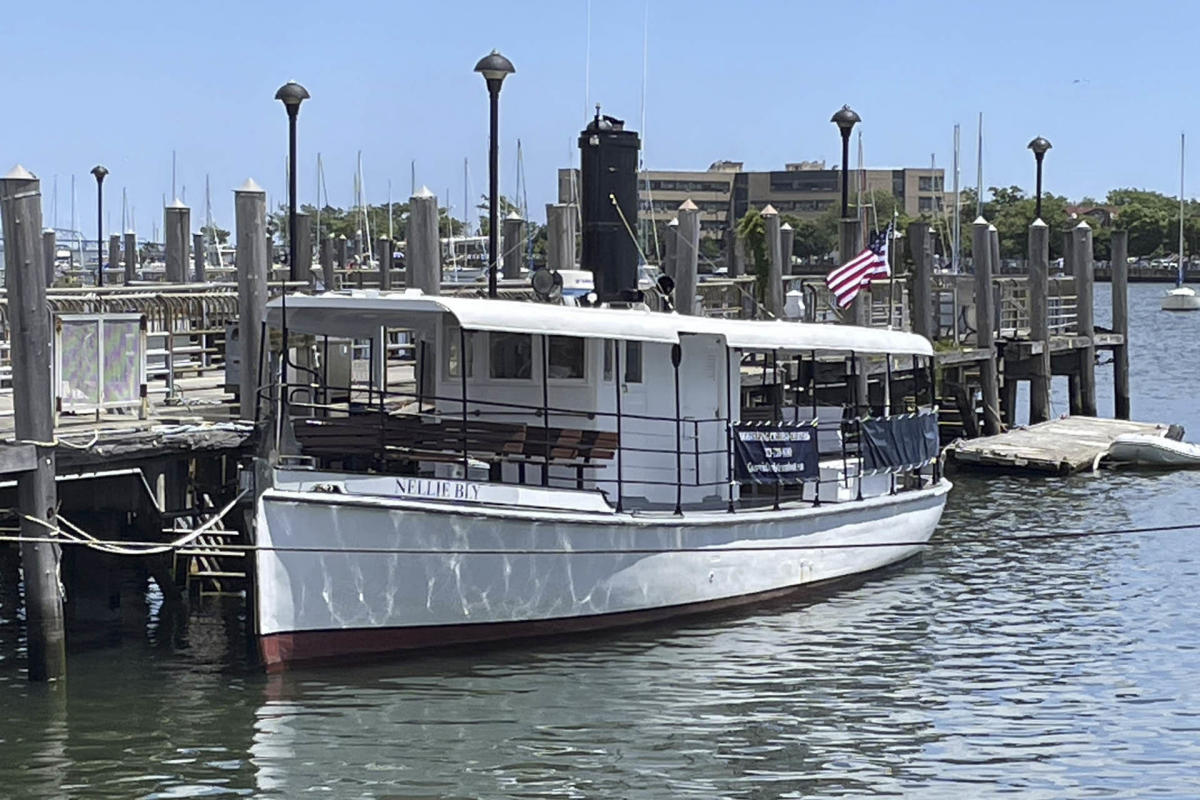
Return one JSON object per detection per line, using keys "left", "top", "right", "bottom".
{"left": 952, "top": 123, "right": 961, "bottom": 272}
{"left": 1180, "top": 132, "right": 1186, "bottom": 288}
{"left": 975, "top": 112, "right": 984, "bottom": 218}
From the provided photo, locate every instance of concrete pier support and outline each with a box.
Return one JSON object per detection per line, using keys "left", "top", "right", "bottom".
{"left": 320, "top": 234, "right": 334, "bottom": 290}
{"left": 408, "top": 186, "right": 440, "bottom": 295}
{"left": 41, "top": 228, "right": 55, "bottom": 286}
{"left": 294, "top": 211, "right": 312, "bottom": 286}
{"left": 163, "top": 199, "right": 190, "bottom": 283}
{"left": 123, "top": 231, "right": 138, "bottom": 283}
{"left": 1, "top": 166, "right": 65, "bottom": 681}
{"left": 675, "top": 200, "right": 700, "bottom": 315}
{"left": 907, "top": 221, "right": 933, "bottom": 340}
{"left": 501, "top": 211, "right": 524, "bottom": 279}
{"left": 972, "top": 217, "right": 1002, "bottom": 435}
{"left": 763, "top": 205, "right": 783, "bottom": 318}
{"left": 235, "top": 179, "right": 268, "bottom": 421}
{"left": 377, "top": 236, "right": 392, "bottom": 290}
{"left": 1111, "top": 230, "right": 1131, "bottom": 419}
{"left": 1073, "top": 221, "right": 1097, "bottom": 416}
{"left": 779, "top": 222, "right": 794, "bottom": 277}
{"left": 1028, "top": 219, "right": 1052, "bottom": 424}
{"left": 108, "top": 234, "right": 120, "bottom": 284}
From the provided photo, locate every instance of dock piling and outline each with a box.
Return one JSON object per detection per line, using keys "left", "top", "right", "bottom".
{"left": 235, "top": 179, "right": 267, "bottom": 421}
{"left": 41, "top": 228, "right": 55, "bottom": 286}
{"left": 320, "top": 234, "right": 334, "bottom": 290}
{"left": 295, "top": 211, "right": 312, "bottom": 286}
{"left": 663, "top": 217, "right": 678, "bottom": 279}
{"left": 763, "top": 205, "right": 783, "bottom": 318}
{"left": 1, "top": 166, "right": 66, "bottom": 682}
{"left": 972, "top": 217, "right": 1002, "bottom": 435}
{"left": 1073, "top": 221, "right": 1097, "bottom": 416}
{"left": 408, "top": 187, "right": 440, "bottom": 295}
{"left": 123, "top": 230, "right": 138, "bottom": 283}
{"left": 164, "top": 199, "right": 190, "bottom": 283}
{"left": 108, "top": 234, "right": 120, "bottom": 284}
{"left": 907, "top": 221, "right": 933, "bottom": 339}
{"left": 779, "top": 222, "right": 794, "bottom": 277}
{"left": 545, "top": 203, "right": 573, "bottom": 272}
{"left": 501, "top": 211, "right": 523, "bottom": 279}
{"left": 336, "top": 234, "right": 348, "bottom": 275}
{"left": 1028, "top": 218, "right": 1052, "bottom": 423}
{"left": 675, "top": 199, "right": 700, "bottom": 314}
{"left": 377, "top": 236, "right": 392, "bottom": 290}
{"left": 1111, "top": 229, "right": 1131, "bottom": 419}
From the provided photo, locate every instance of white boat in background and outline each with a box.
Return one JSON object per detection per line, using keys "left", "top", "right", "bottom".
{"left": 1107, "top": 433, "right": 1200, "bottom": 468}
{"left": 251, "top": 292, "right": 948, "bottom": 670}
{"left": 1162, "top": 133, "right": 1200, "bottom": 311}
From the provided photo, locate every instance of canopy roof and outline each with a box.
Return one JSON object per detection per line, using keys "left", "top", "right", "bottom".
{"left": 265, "top": 290, "right": 933, "bottom": 356}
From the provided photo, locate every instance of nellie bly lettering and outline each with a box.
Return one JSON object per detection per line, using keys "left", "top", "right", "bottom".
{"left": 395, "top": 477, "right": 483, "bottom": 501}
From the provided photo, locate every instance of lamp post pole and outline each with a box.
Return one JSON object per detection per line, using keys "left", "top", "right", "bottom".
{"left": 275, "top": 80, "right": 310, "bottom": 283}
{"left": 475, "top": 50, "right": 515, "bottom": 298}
{"left": 1028, "top": 136, "right": 1052, "bottom": 220}
{"left": 91, "top": 165, "right": 108, "bottom": 286}
{"left": 831, "top": 105, "right": 860, "bottom": 219}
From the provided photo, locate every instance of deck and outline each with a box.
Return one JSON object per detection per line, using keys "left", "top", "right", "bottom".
{"left": 947, "top": 416, "right": 1182, "bottom": 475}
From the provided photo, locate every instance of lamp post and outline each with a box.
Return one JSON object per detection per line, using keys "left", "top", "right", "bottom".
{"left": 1027, "top": 136, "right": 1052, "bottom": 220}
{"left": 90, "top": 165, "right": 107, "bottom": 286}
{"left": 474, "top": 50, "right": 515, "bottom": 298}
{"left": 831, "top": 105, "right": 860, "bottom": 219}
{"left": 274, "top": 80, "right": 310, "bottom": 282}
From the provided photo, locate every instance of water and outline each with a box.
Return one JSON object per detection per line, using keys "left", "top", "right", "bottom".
{"left": 2, "top": 283, "right": 1199, "bottom": 799}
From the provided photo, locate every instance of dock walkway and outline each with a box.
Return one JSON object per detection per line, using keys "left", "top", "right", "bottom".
{"left": 948, "top": 417, "right": 1181, "bottom": 475}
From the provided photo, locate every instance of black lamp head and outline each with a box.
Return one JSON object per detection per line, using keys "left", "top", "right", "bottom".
{"left": 274, "top": 80, "right": 310, "bottom": 113}
{"left": 831, "top": 105, "right": 861, "bottom": 134}
{"left": 1027, "top": 136, "right": 1052, "bottom": 158}
{"left": 90, "top": 164, "right": 108, "bottom": 183}
{"left": 474, "top": 50, "right": 515, "bottom": 90}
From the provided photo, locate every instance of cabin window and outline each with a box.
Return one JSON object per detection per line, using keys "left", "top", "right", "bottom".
{"left": 490, "top": 332, "right": 533, "bottom": 380}
{"left": 444, "top": 324, "right": 474, "bottom": 379}
{"left": 548, "top": 336, "right": 586, "bottom": 380}
{"left": 624, "top": 341, "right": 643, "bottom": 383}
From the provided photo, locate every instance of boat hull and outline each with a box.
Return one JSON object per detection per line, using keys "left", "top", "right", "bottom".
{"left": 1161, "top": 287, "right": 1200, "bottom": 311}
{"left": 254, "top": 480, "right": 950, "bottom": 669}
{"left": 1107, "top": 433, "right": 1200, "bottom": 467}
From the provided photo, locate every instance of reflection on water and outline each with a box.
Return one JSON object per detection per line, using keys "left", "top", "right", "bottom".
{"left": 1, "top": 284, "right": 1199, "bottom": 798}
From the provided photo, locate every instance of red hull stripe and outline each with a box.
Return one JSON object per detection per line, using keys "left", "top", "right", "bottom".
{"left": 260, "top": 581, "right": 828, "bottom": 670}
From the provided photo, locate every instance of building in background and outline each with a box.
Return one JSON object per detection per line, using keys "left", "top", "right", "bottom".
{"left": 557, "top": 160, "right": 946, "bottom": 240}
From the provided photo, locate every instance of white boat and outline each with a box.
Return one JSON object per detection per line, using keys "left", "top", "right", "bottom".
{"left": 1162, "top": 133, "right": 1200, "bottom": 311}
{"left": 249, "top": 291, "right": 949, "bottom": 669}
{"left": 1107, "top": 433, "right": 1200, "bottom": 467}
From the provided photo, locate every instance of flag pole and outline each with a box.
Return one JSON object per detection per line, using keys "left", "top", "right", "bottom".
{"left": 889, "top": 210, "right": 898, "bottom": 328}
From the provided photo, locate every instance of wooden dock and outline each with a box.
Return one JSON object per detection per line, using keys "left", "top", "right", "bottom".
{"left": 948, "top": 416, "right": 1182, "bottom": 475}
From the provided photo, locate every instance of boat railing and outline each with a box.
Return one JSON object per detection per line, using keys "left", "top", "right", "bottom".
{"left": 278, "top": 378, "right": 939, "bottom": 515}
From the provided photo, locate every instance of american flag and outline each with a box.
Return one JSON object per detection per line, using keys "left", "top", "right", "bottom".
{"left": 825, "top": 224, "right": 892, "bottom": 308}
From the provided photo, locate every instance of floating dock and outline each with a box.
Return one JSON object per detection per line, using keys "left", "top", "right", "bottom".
{"left": 947, "top": 416, "right": 1182, "bottom": 475}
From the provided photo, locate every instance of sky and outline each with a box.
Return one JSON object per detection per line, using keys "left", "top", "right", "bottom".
{"left": 2, "top": 0, "right": 1195, "bottom": 237}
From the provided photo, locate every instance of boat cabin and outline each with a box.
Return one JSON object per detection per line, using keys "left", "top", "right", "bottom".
{"left": 264, "top": 290, "right": 939, "bottom": 513}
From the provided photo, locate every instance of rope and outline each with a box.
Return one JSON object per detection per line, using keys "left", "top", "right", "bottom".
{"left": 16, "top": 488, "right": 248, "bottom": 557}
{"left": 0, "top": 519, "right": 1197, "bottom": 557}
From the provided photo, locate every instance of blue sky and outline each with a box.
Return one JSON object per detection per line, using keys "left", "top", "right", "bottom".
{"left": 2, "top": 0, "right": 1194, "bottom": 235}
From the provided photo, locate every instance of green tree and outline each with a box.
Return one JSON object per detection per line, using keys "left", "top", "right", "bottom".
{"left": 735, "top": 209, "right": 769, "bottom": 303}
{"left": 200, "top": 224, "right": 230, "bottom": 245}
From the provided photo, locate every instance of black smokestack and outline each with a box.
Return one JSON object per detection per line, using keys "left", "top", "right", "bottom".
{"left": 578, "top": 109, "right": 641, "bottom": 301}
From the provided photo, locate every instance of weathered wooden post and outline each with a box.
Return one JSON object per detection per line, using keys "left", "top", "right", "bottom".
{"left": 663, "top": 216, "right": 679, "bottom": 279}
{"left": 377, "top": 236, "right": 392, "bottom": 290}
{"left": 295, "top": 211, "right": 312, "bottom": 286}
{"left": 408, "top": 186, "right": 440, "bottom": 295}
{"left": 973, "top": 217, "right": 1002, "bottom": 435}
{"left": 336, "top": 234, "right": 348, "bottom": 276}
{"left": 501, "top": 211, "right": 524, "bottom": 279}
{"left": 123, "top": 230, "right": 138, "bottom": 283}
{"left": 763, "top": 205, "right": 783, "bottom": 318}
{"left": 235, "top": 179, "right": 268, "bottom": 421}
{"left": 41, "top": 228, "right": 55, "bottom": 286}
{"left": 320, "top": 234, "right": 334, "bottom": 290}
{"left": 1073, "top": 220, "right": 1097, "bottom": 416}
{"left": 163, "top": 199, "right": 189, "bottom": 283}
{"left": 545, "top": 203, "right": 572, "bottom": 272}
{"left": 779, "top": 221, "right": 794, "bottom": 277}
{"left": 907, "top": 221, "right": 933, "bottom": 339}
{"left": 0, "top": 166, "right": 66, "bottom": 681}
{"left": 1111, "top": 229, "right": 1131, "bottom": 419}
{"left": 732, "top": 228, "right": 746, "bottom": 279}
{"left": 675, "top": 199, "right": 700, "bottom": 315}
{"left": 192, "top": 232, "right": 205, "bottom": 282}
{"left": 723, "top": 226, "right": 737, "bottom": 277}
{"left": 108, "top": 234, "right": 120, "bottom": 284}
{"left": 1028, "top": 218, "right": 1052, "bottom": 423}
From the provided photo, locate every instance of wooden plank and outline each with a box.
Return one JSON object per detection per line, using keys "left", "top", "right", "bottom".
{"left": 949, "top": 417, "right": 1177, "bottom": 474}
{"left": 0, "top": 442, "right": 36, "bottom": 474}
